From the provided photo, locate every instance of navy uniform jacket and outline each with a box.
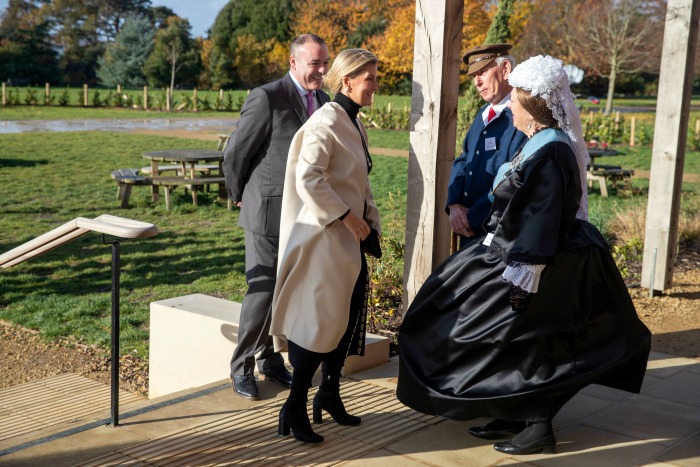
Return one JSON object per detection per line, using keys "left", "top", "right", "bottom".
{"left": 446, "top": 104, "right": 526, "bottom": 237}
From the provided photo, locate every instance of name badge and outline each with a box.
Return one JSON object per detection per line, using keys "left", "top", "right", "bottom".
{"left": 485, "top": 137, "right": 497, "bottom": 151}
{"left": 482, "top": 232, "right": 494, "bottom": 246}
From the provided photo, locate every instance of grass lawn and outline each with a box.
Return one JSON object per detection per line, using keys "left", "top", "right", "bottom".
{"left": 0, "top": 131, "right": 407, "bottom": 357}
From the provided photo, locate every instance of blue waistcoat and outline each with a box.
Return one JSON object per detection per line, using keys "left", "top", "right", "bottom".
{"left": 447, "top": 104, "right": 526, "bottom": 237}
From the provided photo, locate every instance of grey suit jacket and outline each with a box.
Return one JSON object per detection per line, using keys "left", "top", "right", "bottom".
{"left": 223, "top": 74, "right": 330, "bottom": 238}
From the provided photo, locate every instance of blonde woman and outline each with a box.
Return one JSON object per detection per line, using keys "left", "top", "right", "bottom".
{"left": 270, "top": 48, "right": 381, "bottom": 444}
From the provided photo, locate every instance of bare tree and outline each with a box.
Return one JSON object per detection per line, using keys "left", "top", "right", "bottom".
{"left": 516, "top": 0, "right": 587, "bottom": 64}
{"left": 573, "top": 0, "right": 665, "bottom": 114}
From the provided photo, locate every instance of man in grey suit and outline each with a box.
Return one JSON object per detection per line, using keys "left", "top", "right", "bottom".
{"left": 223, "top": 34, "right": 331, "bottom": 400}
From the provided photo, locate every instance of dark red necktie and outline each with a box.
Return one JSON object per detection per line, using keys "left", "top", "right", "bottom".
{"left": 487, "top": 106, "right": 496, "bottom": 123}
{"left": 305, "top": 92, "right": 315, "bottom": 116}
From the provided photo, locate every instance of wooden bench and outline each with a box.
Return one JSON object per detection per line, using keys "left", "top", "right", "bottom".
{"left": 151, "top": 176, "right": 227, "bottom": 210}
{"left": 111, "top": 168, "right": 153, "bottom": 208}
{"left": 139, "top": 164, "right": 219, "bottom": 176}
{"left": 588, "top": 167, "right": 634, "bottom": 197}
{"left": 217, "top": 134, "right": 231, "bottom": 151}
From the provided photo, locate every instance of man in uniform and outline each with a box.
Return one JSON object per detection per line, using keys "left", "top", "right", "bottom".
{"left": 447, "top": 43, "right": 527, "bottom": 246}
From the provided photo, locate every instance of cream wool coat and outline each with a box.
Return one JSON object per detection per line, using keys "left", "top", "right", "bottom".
{"left": 270, "top": 102, "right": 381, "bottom": 354}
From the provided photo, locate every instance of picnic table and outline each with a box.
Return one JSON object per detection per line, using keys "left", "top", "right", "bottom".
{"left": 143, "top": 149, "right": 228, "bottom": 210}
{"left": 586, "top": 148, "right": 634, "bottom": 197}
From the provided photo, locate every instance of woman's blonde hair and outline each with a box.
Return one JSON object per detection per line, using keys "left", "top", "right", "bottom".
{"left": 324, "top": 48, "right": 378, "bottom": 94}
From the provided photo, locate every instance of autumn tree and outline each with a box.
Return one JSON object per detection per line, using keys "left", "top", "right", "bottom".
{"left": 208, "top": 0, "right": 294, "bottom": 89}
{"left": 515, "top": 0, "right": 584, "bottom": 64}
{"left": 371, "top": 0, "right": 494, "bottom": 95}
{"left": 230, "top": 35, "right": 288, "bottom": 88}
{"left": 144, "top": 16, "right": 201, "bottom": 99}
{"left": 364, "top": 0, "right": 414, "bottom": 94}
{"left": 573, "top": 0, "right": 664, "bottom": 114}
{"left": 291, "top": 0, "right": 403, "bottom": 55}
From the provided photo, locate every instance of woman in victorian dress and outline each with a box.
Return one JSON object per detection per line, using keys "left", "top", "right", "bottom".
{"left": 270, "top": 48, "right": 381, "bottom": 444}
{"left": 397, "top": 55, "right": 651, "bottom": 455}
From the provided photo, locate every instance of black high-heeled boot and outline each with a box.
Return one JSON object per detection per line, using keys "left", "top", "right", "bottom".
{"left": 312, "top": 373, "right": 361, "bottom": 426}
{"left": 493, "top": 420, "right": 555, "bottom": 455}
{"left": 278, "top": 401, "right": 324, "bottom": 443}
{"left": 278, "top": 371, "right": 323, "bottom": 443}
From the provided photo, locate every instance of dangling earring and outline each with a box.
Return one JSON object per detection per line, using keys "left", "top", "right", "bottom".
{"left": 527, "top": 121, "right": 533, "bottom": 131}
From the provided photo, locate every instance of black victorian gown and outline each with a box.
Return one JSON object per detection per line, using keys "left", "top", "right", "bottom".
{"left": 396, "top": 130, "right": 651, "bottom": 422}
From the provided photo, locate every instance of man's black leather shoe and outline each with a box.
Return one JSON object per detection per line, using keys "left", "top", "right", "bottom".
{"left": 262, "top": 365, "right": 292, "bottom": 388}
{"left": 232, "top": 374, "right": 260, "bottom": 400}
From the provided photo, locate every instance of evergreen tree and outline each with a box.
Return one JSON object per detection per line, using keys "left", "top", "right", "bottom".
{"left": 485, "top": 0, "right": 513, "bottom": 44}
{"left": 96, "top": 15, "right": 155, "bottom": 88}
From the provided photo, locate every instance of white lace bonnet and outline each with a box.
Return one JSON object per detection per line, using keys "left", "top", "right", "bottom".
{"left": 508, "top": 55, "right": 589, "bottom": 220}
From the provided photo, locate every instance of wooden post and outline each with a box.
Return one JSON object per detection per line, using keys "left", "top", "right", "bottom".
{"left": 143, "top": 86, "right": 148, "bottom": 110}
{"left": 403, "top": 0, "right": 463, "bottom": 310}
{"left": 193, "top": 88, "right": 198, "bottom": 112}
{"left": 641, "top": 0, "right": 700, "bottom": 294}
{"left": 45, "top": 82, "right": 50, "bottom": 105}
{"left": 219, "top": 89, "right": 224, "bottom": 101}
{"left": 166, "top": 87, "right": 171, "bottom": 112}
{"left": 614, "top": 110, "right": 620, "bottom": 131}
{"left": 630, "top": 116, "right": 636, "bottom": 147}
{"left": 2, "top": 82, "right": 6, "bottom": 106}
{"left": 695, "top": 118, "right": 700, "bottom": 139}
{"left": 83, "top": 84, "right": 89, "bottom": 107}
{"left": 117, "top": 84, "right": 122, "bottom": 94}
{"left": 588, "top": 111, "right": 594, "bottom": 124}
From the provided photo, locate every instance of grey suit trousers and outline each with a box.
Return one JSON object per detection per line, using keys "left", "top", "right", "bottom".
{"left": 229, "top": 229, "right": 285, "bottom": 376}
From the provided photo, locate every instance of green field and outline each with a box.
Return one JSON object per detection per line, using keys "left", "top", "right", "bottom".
{"left": 0, "top": 130, "right": 408, "bottom": 357}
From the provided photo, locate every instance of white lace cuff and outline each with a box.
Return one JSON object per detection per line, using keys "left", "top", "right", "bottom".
{"left": 502, "top": 262, "right": 546, "bottom": 293}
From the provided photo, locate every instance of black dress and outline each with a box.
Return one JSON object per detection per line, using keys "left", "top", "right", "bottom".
{"left": 396, "top": 131, "right": 651, "bottom": 422}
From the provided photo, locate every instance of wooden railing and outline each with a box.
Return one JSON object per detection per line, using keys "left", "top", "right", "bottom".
{"left": 0, "top": 215, "right": 158, "bottom": 426}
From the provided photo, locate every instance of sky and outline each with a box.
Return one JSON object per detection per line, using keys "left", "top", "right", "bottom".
{"left": 0, "top": 0, "right": 229, "bottom": 38}
{"left": 154, "top": 0, "right": 229, "bottom": 37}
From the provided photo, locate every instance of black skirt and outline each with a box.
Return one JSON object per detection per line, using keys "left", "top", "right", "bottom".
{"left": 396, "top": 221, "right": 651, "bottom": 421}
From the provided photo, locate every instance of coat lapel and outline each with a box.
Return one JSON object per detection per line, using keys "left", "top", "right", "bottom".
{"left": 282, "top": 74, "right": 308, "bottom": 123}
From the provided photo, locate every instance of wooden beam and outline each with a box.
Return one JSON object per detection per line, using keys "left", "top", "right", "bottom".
{"left": 641, "top": 0, "right": 700, "bottom": 293}
{"left": 403, "top": 0, "right": 463, "bottom": 310}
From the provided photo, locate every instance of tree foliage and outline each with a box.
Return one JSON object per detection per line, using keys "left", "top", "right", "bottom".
{"left": 0, "top": 0, "right": 59, "bottom": 84}
{"left": 364, "top": 0, "right": 413, "bottom": 95}
{"left": 146, "top": 6, "right": 177, "bottom": 31}
{"left": 144, "top": 16, "right": 201, "bottom": 90}
{"left": 233, "top": 34, "right": 288, "bottom": 88}
{"left": 291, "top": 0, "right": 401, "bottom": 55}
{"left": 97, "top": 14, "right": 154, "bottom": 87}
{"left": 208, "top": 0, "right": 294, "bottom": 88}
{"left": 572, "top": 0, "right": 664, "bottom": 113}
{"left": 516, "top": 0, "right": 583, "bottom": 64}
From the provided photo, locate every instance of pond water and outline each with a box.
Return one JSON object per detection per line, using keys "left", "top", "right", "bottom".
{"left": 0, "top": 118, "right": 236, "bottom": 134}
